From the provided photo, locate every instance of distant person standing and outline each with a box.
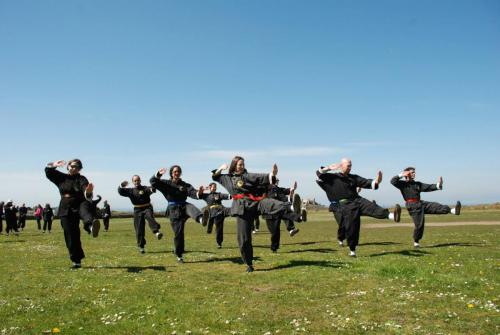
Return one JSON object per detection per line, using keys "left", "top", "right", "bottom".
{"left": 118, "top": 175, "right": 164, "bottom": 254}
{"left": 391, "top": 167, "right": 461, "bottom": 248}
{"left": 34, "top": 204, "right": 43, "bottom": 230}
{"left": 102, "top": 200, "right": 111, "bottom": 232}
{"left": 0, "top": 201, "right": 4, "bottom": 234}
{"left": 43, "top": 204, "right": 54, "bottom": 233}
{"left": 4, "top": 200, "right": 19, "bottom": 236}
{"left": 198, "top": 183, "right": 232, "bottom": 248}
{"left": 18, "top": 203, "right": 28, "bottom": 230}
{"left": 45, "top": 159, "right": 99, "bottom": 269}
{"left": 150, "top": 165, "right": 209, "bottom": 263}
{"left": 316, "top": 158, "right": 401, "bottom": 257}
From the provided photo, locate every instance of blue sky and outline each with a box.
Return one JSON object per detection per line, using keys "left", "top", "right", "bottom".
{"left": 1, "top": 0, "right": 499, "bottom": 210}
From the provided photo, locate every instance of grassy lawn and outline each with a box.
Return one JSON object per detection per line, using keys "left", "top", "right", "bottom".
{"left": 0, "top": 210, "right": 498, "bottom": 334}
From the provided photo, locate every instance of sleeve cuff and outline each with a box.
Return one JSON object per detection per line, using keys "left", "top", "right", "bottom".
{"left": 371, "top": 180, "right": 377, "bottom": 189}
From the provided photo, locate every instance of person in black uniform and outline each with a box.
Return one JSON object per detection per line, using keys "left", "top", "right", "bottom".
{"left": 4, "top": 200, "right": 19, "bottom": 236}
{"left": 18, "top": 203, "right": 28, "bottom": 230}
{"left": 150, "top": 165, "right": 209, "bottom": 263}
{"left": 251, "top": 215, "right": 260, "bottom": 234}
{"left": 45, "top": 159, "right": 99, "bottom": 268}
{"left": 102, "top": 200, "right": 111, "bottom": 232}
{"left": 82, "top": 195, "right": 102, "bottom": 235}
{"left": 0, "top": 201, "right": 4, "bottom": 234}
{"left": 316, "top": 158, "right": 401, "bottom": 257}
{"left": 212, "top": 156, "right": 281, "bottom": 272}
{"left": 198, "top": 182, "right": 232, "bottom": 248}
{"left": 43, "top": 203, "right": 54, "bottom": 233}
{"left": 118, "top": 175, "right": 164, "bottom": 253}
{"left": 391, "top": 167, "right": 461, "bottom": 248}
{"left": 262, "top": 179, "right": 302, "bottom": 253}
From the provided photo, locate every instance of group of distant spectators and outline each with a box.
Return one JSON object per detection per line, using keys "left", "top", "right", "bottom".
{"left": 0, "top": 201, "right": 55, "bottom": 235}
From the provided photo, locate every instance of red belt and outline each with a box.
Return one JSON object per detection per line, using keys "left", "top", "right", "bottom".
{"left": 406, "top": 198, "right": 420, "bottom": 203}
{"left": 233, "top": 193, "right": 266, "bottom": 201}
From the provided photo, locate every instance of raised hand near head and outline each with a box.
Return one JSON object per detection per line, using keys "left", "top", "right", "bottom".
{"left": 272, "top": 163, "right": 278, "bottom": 176}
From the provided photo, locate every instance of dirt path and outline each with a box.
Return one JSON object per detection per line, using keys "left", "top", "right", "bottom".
{"left": 363, "top": 221, "right": 500, "bottom": 228}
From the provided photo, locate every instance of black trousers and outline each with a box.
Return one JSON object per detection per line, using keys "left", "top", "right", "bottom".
{"left": 407, "top": 200, "right": 451, "bottom": 242}
{"left": 36, "top": 217, "right": 42, "bottom": 230}
{"left": 330, "top": 203, "right": 345, "bottom": 241}
{"left": 266, "top": 218, "right": 281, "bottom": 251}
{"left": 133, "top": 207, "right": 160, "bottom": 248}
{"left": 103, "top": 217, "right": 110, "bottom": 231}
{"left": 60, "top": 210, "right": 85, "bottom": 263}
{"left": 43, "top": 219, "right": 53, "bottom": 232}
{"left": 79, "top": 201, "right": 96, "bottom": 229}
{"left": 0, "top": 217, "right": 3, "bottom": 233}
{"left": 207, "top": 215, "right": 225, "bottom": 246}
{"left": 18, "top": 215, "right": 26, "bottom": 229}
{"left": 6, "top": 218, "right": 18, "bottom": 234}
{"left": 167, "top": 203, "right": 202, "bottom": 258}
{"left": 236, "top": 211, "right": 255, "bottom": 266}
{"left": 339, "top": 197, "right": 389, "bottom": 251}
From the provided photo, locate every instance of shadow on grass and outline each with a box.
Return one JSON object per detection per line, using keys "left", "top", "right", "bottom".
{"left": 92, "top": 265, "right": 167, "bottom": 273}
{"left": 359, "top": 241, "right": 401, "bottom": 246}
{"left": 146, "top": 249, "right": 215, "bottom": 254}
{"left": 424, "top": 242, "right": 482, "bottom": 248}
{"left": 281, "top": 240, "right": 331, "bottom": 246}
{"left": 1, "top": 239, "right": 26, "bottom": 243}
{"left": 257, "top": 259, "right": 345, "bottom": 272}
{"left": 369, "top": 249, "right": 431, "bottom": 257}
{"left": 188, "top": 256, "right": 262, "bottom": 264}
{"left": 285, "top": 248, "right": 337, "bottom": 254}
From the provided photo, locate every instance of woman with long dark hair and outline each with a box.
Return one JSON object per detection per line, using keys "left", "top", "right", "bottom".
{"left": 212, "top": 156, "right": 279, "bottom": 272}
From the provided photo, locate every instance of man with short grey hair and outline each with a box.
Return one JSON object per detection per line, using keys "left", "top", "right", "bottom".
{"left": 316, "top": 158, "right": 401, "bottom": 257}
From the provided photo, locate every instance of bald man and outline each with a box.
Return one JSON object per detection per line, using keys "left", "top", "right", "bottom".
{"left": 316, "top": 158, "right": 401, "bottom": 257}
{"left": 391, "top": 167, "right": 461, "bottom": 248}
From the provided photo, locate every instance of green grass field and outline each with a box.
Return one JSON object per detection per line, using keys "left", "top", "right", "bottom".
{"left": 0, "top": 209, "right": 499, "bottom": 334}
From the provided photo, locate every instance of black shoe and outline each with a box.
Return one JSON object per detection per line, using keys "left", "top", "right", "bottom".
{"left": 71, "top": 262, "right": 81, "bottom": 269}
{"left": 246, "top": 265, "right": 254, "bottom": 273}
{"left": 394, "top": 204, "right": 401, "bottom": 222}
{"left": 289, "top": 228, "right": 299, "bottom": 237}
{"left": 455, "top": 201, "right": 461, "bottom": 215}
{"left": 217, "top": 244, "right": 222, "bottom": 249}
{"left": 271, "top": 249, "right": 277, "bottom": 253}
{"left": 83, "top": 225, "right": 91, "bottom": 235}
{"left": 177, "top": 257, "right": 184, "bottom": 263}
{"left": 139, "top": 248, "right": 146, "bottom": 254}
{"left": 91, "top": 219, "right": 100, "bottom": 238}
{"left": 301, "top": 209, "right": 307, "bottom": 222}
{"left": 292, "top": 193, "right": 302, "bottom": 217}
{"left": 155, "top": 231, "right": 163, "bottom": 240}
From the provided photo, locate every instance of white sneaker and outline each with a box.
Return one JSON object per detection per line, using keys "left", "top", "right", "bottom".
{"left": 139, "top": 248, "right": 145, "bottom": 254}
{"left": 252, "top": 230, "right": 257, "bottom": 234}
{"left": 414, "top": 242, "right": 420, "bottom": 249}
{"left": 289, "top": 228, "right": 299, "bottom": 237}
{"left": 155, "top": 232, "right": 163, "bottom": 240}
{"left": 338, "top": 240, "right": 344, "bottom": 247}
{"left": 177, "top": 257, "right": 184, "bottom": 263}
{"left": 349, "top": 250, "right": 356, "bottom": 257}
